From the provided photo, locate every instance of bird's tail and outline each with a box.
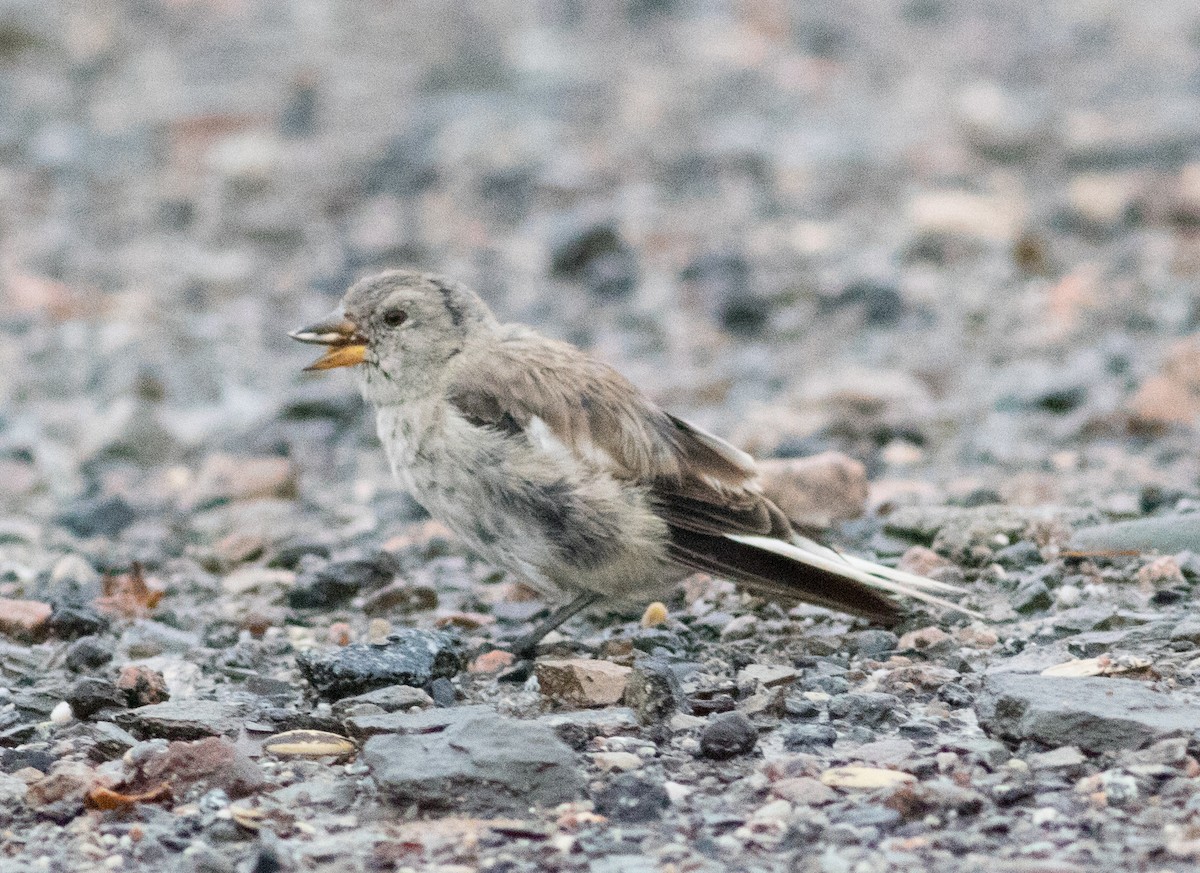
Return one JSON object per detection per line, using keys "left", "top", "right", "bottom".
{"left": 735, "top": 533, "right": 981, "bottom": 618}
{"left": 667, "top": 526, "right": 979, "bottom": 625}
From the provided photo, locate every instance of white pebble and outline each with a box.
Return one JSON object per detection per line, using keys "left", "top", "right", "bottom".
{"left": 50, "top": 701, "right": 74, "bottom": 725}
{"left": 1055, "top": 584, "right": 1082, "bottom": 607}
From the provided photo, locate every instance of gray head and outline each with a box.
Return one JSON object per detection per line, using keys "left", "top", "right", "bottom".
{"left": 291, "top": 270, "right": 497, "bottom": 404}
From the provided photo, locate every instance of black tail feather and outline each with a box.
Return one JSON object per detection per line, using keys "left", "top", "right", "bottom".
{"left": 666, "top": 526, "right": 901, "bottom": 626}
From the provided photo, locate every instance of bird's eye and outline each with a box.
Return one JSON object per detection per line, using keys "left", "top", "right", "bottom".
{"left": 382, "top": 309, "right": 407, "bottom": 328}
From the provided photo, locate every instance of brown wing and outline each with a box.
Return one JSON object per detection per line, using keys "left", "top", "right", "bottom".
{"left": 447, "top": 327, "right": 758, "bottom": 495}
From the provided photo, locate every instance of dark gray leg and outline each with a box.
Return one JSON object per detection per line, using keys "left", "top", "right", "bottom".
{"left": 508, "top": 591, "right": 603, "bottom": 658}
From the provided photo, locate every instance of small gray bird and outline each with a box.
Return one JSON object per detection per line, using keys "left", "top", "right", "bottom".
{"left": 292, "top": 270, "right": 968, "bottom": 654}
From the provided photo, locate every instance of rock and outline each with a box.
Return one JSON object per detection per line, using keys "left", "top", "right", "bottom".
{"left": 536, "top": 708, "right": 640, "bottom": 750}
{"left": 221, "top": 568, "right": 295, "bottom": 597}
{"left": 0, "top": 598, "right": 51, "bottom": 641}
{"left": 828, "top": 692, "right": 901, "bottom": 728}
{"left": 848, "top": 630, "right": 899, "bottom": 658}
{"left": 897, "top": 626, "right": 952, "bottom": 652}
{"left": 593, "top": 773, "right": 670, "bottom": 822}
{"left": 719, "top": 614, "right": 758, "bottom": 641}
{"left": 756, "top": 452, "right": 868, "bottom": 530}
{"left": 296, "top": 630, "right": 461, "bottom": 700}
{"left": 1135, "top": 555, "right": 1187, "bottom": 588}
{"left": 26, "top": 761, "right": 96, "bottom": 808}
{"left": 592, "top": 751, "right": 642, "bottom": 772}
{"left": 884, "top": 779, "right": 986, "bottom": 819}
{"left": 549, "top": 222, "right": 637, "bottom": 299}
{"left": 86, "top": 722, "right": 139, "bottom": 761}
{"left": 821, "top": 279, "right": 906, "bottom": 326}
{"left": 624, "top": 658, "right": 685, "bottom": 723}
{"left": 772, "top": 776, "right": 837, "bottom": 806}
{"left": 1128, "top": 335, "right": 1200, "bottom": 429}
{"left": 344, "top": 704, "right": 495, "bottom": 740}
{"left": 133, "top": 737, "right": 263, "bottom": 799}
{"left": 50, "top": 701, "right": 73, "bottom": 724}
{"left": 362, "top": 715, "right": 583, "bottom": 813}
{"left": 57, "top": 495, "right": 137, "bottom": 539}
{"left": 469, "top": 649, "right": 515, "bottom": 674}
{"left": 330, "top": 685, "right": 433, "bottom": 718}
{"left": 182, "top": 454, "right": 297, "bottom": 509}
{"left": 1013, "top": 577, "right": 1053, "bottom": 614}
{"left": 288, "top": 556, "right": 397, "bottom": 609}
{"left": 116, "top": 665, "right": 170, "bottom": 707}
{"left": 117, "top": 700, "right": 247, "bottom": 740}
{"left": 537, "top": 658, "right": 632, "bottom": 708}
{"left": 429, "top": 676, "right": 456, "bottom": 707}
{"left": 977, "top": 673, "right": 1200, "bottom": 752}
{"left": 64, "top": 636, "right": 115, "bottom": 672}
{"left": 1027, "top": 746, "right": 1087, "bottom": 772}
{"left": 820, "top": 766, "right": 916, "bottom": 790}
{"left": 783, "top": 724, "right": 838, "bottom": 750}
{"left": 1070, "top": 515, "right": 1200, "bottom": 555}
{"left": 66, "top": 678, "right": 126, "bottom": 720}
{"left": 699, "top": 712, "right": 757, "bottom": 760}
{"left": 737, "top": 664, "right": 800, "bottom": 689}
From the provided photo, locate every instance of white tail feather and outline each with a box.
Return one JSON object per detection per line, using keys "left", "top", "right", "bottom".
{"left": 727, "top": 534, "right": 983, "bottom": 619}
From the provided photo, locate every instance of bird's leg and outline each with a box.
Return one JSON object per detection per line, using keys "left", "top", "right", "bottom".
{"left": 507, "top": 591, "right": 603, "bottom": 658}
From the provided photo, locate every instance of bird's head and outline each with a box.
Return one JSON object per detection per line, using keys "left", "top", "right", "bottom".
{"left": 291, "top": 270, "right": 496, "bottom": 404}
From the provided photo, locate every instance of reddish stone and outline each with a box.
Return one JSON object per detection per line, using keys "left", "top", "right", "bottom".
{"left": 0, "top": 598, "right": 52, "bottom": 641}
{"left": 116, "top": 665, "right": 170, "bottom": 707}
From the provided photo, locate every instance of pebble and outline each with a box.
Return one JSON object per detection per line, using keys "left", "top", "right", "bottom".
{"left": 756, "top": 452, "right": 869, "bottom": 529}
{"left": 593, "top": 773, "right": 670, "bottom": 822}
{"left": 296, "top": 629, "right": 461, "bottom": 700}
{"left": 0, "top": 599, "right": 52, "bottom": 641}
{"left": 977, "top": 673, "right": 1200, "bottom": 753}
{"left": 699, "top": 712, "right": 757, "bottom": 760}
{"left": 330, "top": 685, "right": 433, "bottom": 717}
{"left": 50, "top": 701, "right": 74, "bottom": 725}
{"left": 819, "top": 766, "right": 916, "bottom": 790}
{"left": 624, "top": 657, "right": 685, "bottom": 723}
{"left": 133, "top": 736, "right": 263, "bottom": 799}
{"left": 116, "top": 699, "right": 248, "bottom": 740}
{"left": 536, "top": 658, "right": 632, "bottom": 708}
{"left": 362, "top": 715, "right": 583, "bottom": 813}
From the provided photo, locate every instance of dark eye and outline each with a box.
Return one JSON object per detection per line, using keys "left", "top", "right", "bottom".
{"left": 382, "top": 309, "right": 407, "bottom": 328}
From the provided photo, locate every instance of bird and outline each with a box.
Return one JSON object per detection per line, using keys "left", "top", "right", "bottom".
{"left": 291, "top": 269, "right": 970, "bottom": 655}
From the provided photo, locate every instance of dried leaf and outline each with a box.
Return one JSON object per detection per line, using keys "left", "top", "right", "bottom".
{"left": 85, "top": 783, "right": 171, "bottom": 811}
{"left": 95, "top": 563, "right": 164, "bottom": 619}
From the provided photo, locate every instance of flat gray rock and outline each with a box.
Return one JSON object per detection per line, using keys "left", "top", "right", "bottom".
{"left": 296, "top": 629, "right": 461, "bottom": 700}
{"left": 116, "top": 699, "right": 248, "bottom": 740}
{"left": 362, "top": 714, "right": 583, "bottom": 813}
{"left": 977, "top": 673, "right": 1200, "bottom": 753}
{"left": 344, "top": 703, "right": 495, "bottom": 740}
{"left": 1070, "top": 515, "right": 1200, "bottom": 554}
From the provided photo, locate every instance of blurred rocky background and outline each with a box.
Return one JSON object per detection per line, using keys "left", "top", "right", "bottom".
{"left": 2, "top": 2, "right": 1200, "bottom": 872}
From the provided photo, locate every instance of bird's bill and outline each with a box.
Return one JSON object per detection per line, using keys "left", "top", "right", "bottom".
{"left": 289, "top": 312, "right": 367, "bottom": 372}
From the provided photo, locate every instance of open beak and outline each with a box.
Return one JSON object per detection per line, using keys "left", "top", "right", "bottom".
{"left": 289, "top": 311, "right": 368, "bottom": 372}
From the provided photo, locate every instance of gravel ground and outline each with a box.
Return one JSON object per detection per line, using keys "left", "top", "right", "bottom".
{"left": 2, "top": 2, "right": 1200, "bottom": 872}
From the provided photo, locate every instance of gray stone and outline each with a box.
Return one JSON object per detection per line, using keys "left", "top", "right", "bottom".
{"left": 296, "top": 629, "right": 461, "bottom": 700}
{"left": 624, "top": 657, "right": 685, "bottom": 723}
{"left": 330, "top": 684, "right": 433, "bottom": 718}
{"left": 976, "top": 673, "right": 1200, "bottom": 753}
{"left": 116, "top": 699, "right": 248, "bottom": 740}
{"left": 537, "top": 707, "right": 640, "bottom": 750}
{"left": 699, "top": 712, "right": 758, "bottom": 759}
{"left": 1070, "top": 515, "right": 1200, "bottom": 555}
{"left": 362, "top": 715, "right": 583, "bottom": 813}
{"left": 828, "top": 692, "right": 901, "bottom": 727}
{"left": 344, "top": 703, "right": 495, "bottom": 740}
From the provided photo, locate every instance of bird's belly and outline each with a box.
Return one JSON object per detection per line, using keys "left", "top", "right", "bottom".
{"left": 375, "top": 402, "right": 673, "bottom": 601}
